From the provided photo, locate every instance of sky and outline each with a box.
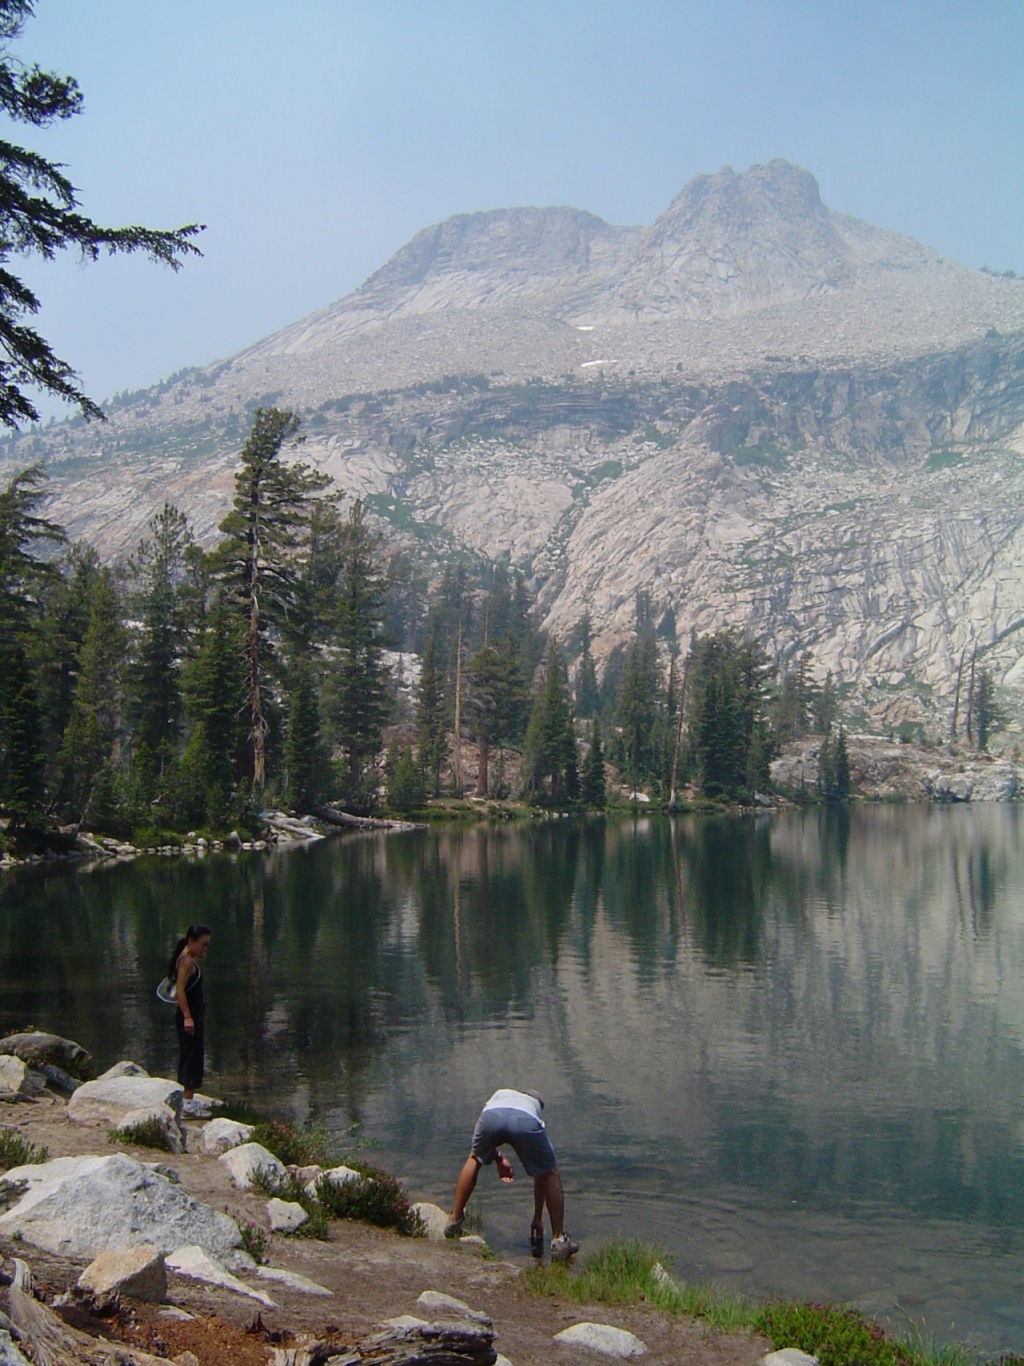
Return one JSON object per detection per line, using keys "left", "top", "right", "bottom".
{"left": 10, "top": 0, "right": 1024, "bottom": 420}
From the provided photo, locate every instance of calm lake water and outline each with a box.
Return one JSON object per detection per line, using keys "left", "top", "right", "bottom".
{"left": 3, "top": 806, "right": 1024, "bottom": 1351}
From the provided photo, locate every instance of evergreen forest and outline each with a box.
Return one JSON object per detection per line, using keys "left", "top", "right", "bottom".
{"left": 0, "top": 407, "right": 940, "bottom": 852}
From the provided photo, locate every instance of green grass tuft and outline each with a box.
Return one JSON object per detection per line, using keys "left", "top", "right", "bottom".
{"left": 109, "top": 1118, "right": 177, "bottom": 1152}
{"left": 0, "top": 1126, "right": 47, "bottom": 1172}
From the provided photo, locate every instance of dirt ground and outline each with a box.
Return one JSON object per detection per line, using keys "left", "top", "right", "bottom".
{"left": 0, "top": 1096, "right": 772, "bottom": 1366}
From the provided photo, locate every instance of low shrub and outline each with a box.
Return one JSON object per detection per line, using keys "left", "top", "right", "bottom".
{"left": 108, "top": 1118, "right": 177, "bottom": 1153}
{"left": 0, "top": 1127, "right": 47, "bottom": 1172}
{"left": 248, "top": 1118, "right": 336, "bottom": 1168}
{"left": 238, "top": 1219, "right": 269, "bottom": 1264}
{"left": 754, "top": 1301, "right": 913, "bottom": 1366}
{"left": 312, "top": 1167, "right": 423, "bottom": 1237}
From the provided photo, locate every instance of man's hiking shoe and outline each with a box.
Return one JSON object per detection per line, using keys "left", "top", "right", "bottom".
{"left": 550, "top": 1234, "right": 579, "bottom": 1262}
{"left": 444, "top": 1215, "right": 465, "bottom": 1240}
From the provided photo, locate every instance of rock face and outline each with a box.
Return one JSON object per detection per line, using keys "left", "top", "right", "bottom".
{"left": 4, "top": 159, "right": 1024, "bottom": 734}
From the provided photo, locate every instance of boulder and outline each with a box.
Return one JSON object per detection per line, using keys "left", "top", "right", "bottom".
{"left": 97, "top": 1060, "right": 149, "bottom": 1080}
{"left": 201, "top": 1117, "right": 254, "bottom": 1155}
{"left": 266, "top": 1197, "right": 308, "bottom": 1233}
{"left": 111, "top": 1103, "right": 184, "bottom": 1154}
{"left": 68, "top": 1075, "right": 183, "bottom": 1126}
{"left": 412, "top": 1201, "right": 451, "bottom": 1240}
{"left": 553, "top": 1323, "right": 647, "bottom": 1357}
{"left": 166, "top": 1245, "right": 275, "bottom": 1307}
{"left": 78, "top": 1243, "right": 168, "bottom": 1303}
{"left": 0, "top": 1056, "right": 32, "bottom": 1099}
{"left": 0, "top": 1153, "right": 246, "bottom": 1266}
{"left": 972, "top": 763, "right": 1018, "bottom": 801}
{"left": 218, "top": 1142, "right": 287, "bottom": 1190}
{"left": 0, "top": 1031, "right": 92, "bottom": 1080}
{"left": 254, "top": 1265, "right": 331, "bottom": 1296}
{"left": 415, "top": 1291, "right": 491, "bottom": 1326}
{"left": 304, "top": 1163, "right": 362, "bottom": 1198}
{"left": 0, "top": 1330, "right": 31, "bottom": 1366}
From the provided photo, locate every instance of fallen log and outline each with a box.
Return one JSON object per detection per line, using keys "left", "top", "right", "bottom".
{"left": 311, "top": 805, "right": 421, "bottom": 833}
{"left": 270, "top": 1317, "right": 496, "bottom": 1366}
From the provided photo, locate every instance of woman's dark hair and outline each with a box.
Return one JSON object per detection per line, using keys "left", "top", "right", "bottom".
{"left": 166, "top": 924, "right": 212, "bottom": 980}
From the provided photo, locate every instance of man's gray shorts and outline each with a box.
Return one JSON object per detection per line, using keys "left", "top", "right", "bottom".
{"left": 471, "top": 1106, "right": 557, "bottom": 1177}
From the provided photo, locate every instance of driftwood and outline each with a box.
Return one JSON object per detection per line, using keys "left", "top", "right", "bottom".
{"left": 312, "top": 805, "right": 421, "bottom": 833}
{"left": 8, "top": 1259, "right": 176, "bottom": 1366}
{"left": 270, "top": 1318, "right": 497, "bottom": 1366}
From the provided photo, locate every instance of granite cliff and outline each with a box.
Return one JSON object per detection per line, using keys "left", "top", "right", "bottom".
{"left": 3, "top": 159, "right": 1023, "bottom": 737}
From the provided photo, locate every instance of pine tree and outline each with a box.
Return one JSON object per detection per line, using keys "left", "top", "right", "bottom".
{"left": 216, "top": 408, "right": 331, "bottom": 798}
{"left": 0, "top": 642, "right": 45, "bottom": 827}
{"left": 523, "top": 642, "right": 577, "bottom": 802}
{"left": 416, "top": 620, "right": 448, "bottom": 795}
{"left": 581, "top": 716, "right": 606, "bottom": 809}
{"left": 616, "top": 632, "right": 661, "bottom": 794}
{"left": 284, "top": 652, "right": 328, "bottom": 812}
{"left": 328, "top": 499, "right": 390, "bottom": 810}
{"left": 56, "top": 567, "right": 125, "bottom": 820}
{"left": 124, "top": 503, "right": 195, "bottom": 776}
{"left": 574, "top": 611, "right": 600, "bottom": 719}
{"left": 179, "top": 588, "right": 243, "bottom": 821}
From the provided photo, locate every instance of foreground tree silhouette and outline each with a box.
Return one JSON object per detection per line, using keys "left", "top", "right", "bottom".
{"left": 0, "top": 1, "right": 202, "bottom": 426}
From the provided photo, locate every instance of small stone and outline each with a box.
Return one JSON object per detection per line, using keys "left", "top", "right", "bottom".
{"left": 554, "top": 1322, "right": 647, "bottom": 1357}
{"left": 166, "top": 1245, "right": 275, "bottom": 1307}
{"left": 78, "top": 1243, "right": 168, "bottom": 1303}
{"left": 201, "top": 1118, "right": 254, "bottom": 1155}
{"left": 267, "top": 1197, "right": 308, "bottom": 1232}
{"left": 415, "top": 1290, "right": 491, "bottom": 1325}
{"left": 760, "top": 1352, "right": 819, "bottom": 1366}
{"left": 411, "top": 1201, "right": 450, "bottom": 1240}
{"left": 218, "top": 1141, "right": 287, "bottom": 1190}
{"left": 254, "top": 1265, "right": 331, "bottom": 1296}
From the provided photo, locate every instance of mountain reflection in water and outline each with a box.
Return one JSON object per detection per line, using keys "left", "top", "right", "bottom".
{"left": 2, "top": 805, "right": 1024, "bottom": 1351}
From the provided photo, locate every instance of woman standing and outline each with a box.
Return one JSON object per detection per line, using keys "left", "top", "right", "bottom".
{"left": 167, "top": 923, "right": 211, "bottom": 1117}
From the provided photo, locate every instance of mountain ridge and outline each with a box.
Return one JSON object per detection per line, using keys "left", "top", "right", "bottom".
{"left": 4, "top": 158, "right": 1024, "bottom": 738}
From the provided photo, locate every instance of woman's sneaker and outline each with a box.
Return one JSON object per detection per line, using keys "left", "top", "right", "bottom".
{"left": 530, "top": 1226, "right": 544, "bottom": 1256}
{"left": 444, "top": 1215, "right": 465, "bottom": 1239}
{"left": 550, "top": 1234, "right": 579, "bottom": 1261}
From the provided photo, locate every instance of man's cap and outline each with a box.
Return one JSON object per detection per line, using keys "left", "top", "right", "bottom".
{"left": 524, "top": 1088, "right": 544, "bottom": 1110}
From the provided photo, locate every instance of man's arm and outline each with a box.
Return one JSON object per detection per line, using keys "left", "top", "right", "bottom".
{"left": 495, "top": 1150, "right": 514, "bottom": 1183}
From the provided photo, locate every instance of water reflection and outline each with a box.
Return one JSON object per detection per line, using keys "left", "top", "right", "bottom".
{"left": 3, "top": 805, "right": 1024, "bottom": 1348}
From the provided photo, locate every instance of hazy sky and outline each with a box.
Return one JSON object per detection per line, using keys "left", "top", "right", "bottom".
{"left": 12, "top": 0, "right": 1024, "bottom": 420}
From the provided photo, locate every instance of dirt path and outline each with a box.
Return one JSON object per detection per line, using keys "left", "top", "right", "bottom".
{"left": 1, "top": 1097, "right": 771, "bottom": 1366}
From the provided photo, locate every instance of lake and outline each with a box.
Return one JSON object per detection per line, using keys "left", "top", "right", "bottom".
{"left": 2, "top": 805, "right": 1024, "bottom": 1352}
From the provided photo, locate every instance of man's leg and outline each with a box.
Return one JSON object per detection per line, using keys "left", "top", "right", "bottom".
{"left": 450, "top": 1155, "right": 481, "bottom": 1225}
{"left": 534, "top": 1165, "right": 565, "bottom": 1238}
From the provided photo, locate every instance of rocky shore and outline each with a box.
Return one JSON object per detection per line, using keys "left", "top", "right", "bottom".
{"left": 0, "top": 1032, "right": 789, "bottom": 1366}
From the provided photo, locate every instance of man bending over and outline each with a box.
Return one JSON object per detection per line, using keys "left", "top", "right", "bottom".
{"left": 446, "top": 1087, "right": 578, "bottom": 1261}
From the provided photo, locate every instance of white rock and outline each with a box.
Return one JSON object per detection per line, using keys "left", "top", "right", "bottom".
{"left": 385, "top": 1315, "right": 429, "bottom": 1329}
{"left": 78, "top": 1243, "right": 168, "bottom": 1302}
{"left": 267, "top": 1197, "right": 308, "bottom": 1232}
{"left": 304, "top": 1163, "right": 362, "bottom": 1198}
{"left": 166, "top": 1245, "right": 275, "bottom": 1307}
{"left": 97, "top": 1060, "right": 149, "bottom": 1080}
{"left": 0, "top": 1056, "right": 31, "bottom": 1098}
{"left": 68, "top": 1075, "right": 182, "bottom": 1126}
{"left": 760, "top": 1351, "right": 820, "bottom": 1366}
{"left": 254, "top": 1265, "right": 332, "bottom": 1296}
{"left": 218, "top": 1141, "right": 287, "bottom": 1190}
{"left": 411, "top": 1201, "right": 450, "bottom": 1240}
{"left": 112, "top": 1103, "right": 184, "bottom": 1154}
{"left": 554, "top": 1322, "right": 647, "bottom": 1357}
{"left": 495, "top": 1357, "right": 515, "bottom": 1366}
{"left": 0, "top": 1330, "right": 31, "bottom": 1366}
{"left": 0, "top": 1153, "right": 245, "bottom": 1266}
{"left": 415, "top": 1290, "right": 491, "bottom": 1325}
{"left": 201, "top": 1118, "right": 254, "bottom": 1155}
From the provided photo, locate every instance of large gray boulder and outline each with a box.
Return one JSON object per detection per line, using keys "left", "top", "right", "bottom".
{"left": 0, "top": 1031, "right": 92, "bottom": 1079}
{"left": 68, "top": 1074, "right": 183, "bottom": 1126}
{"left": 218, "top": 1141, "right": 287, "bottom": 1190}
{"left": 0, "top": 1056, "right": 34, "bottom": 1099}
{"left": 0, "top": 1153, "right": 246, "bottom": 1267}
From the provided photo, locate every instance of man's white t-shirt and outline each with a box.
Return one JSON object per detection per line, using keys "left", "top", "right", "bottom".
{"left": 482, "top": 1088, "right": 543, "bottom": 1122}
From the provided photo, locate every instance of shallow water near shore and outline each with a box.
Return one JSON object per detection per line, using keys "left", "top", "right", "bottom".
{"left": 3, "top": 805, "right": 1024, "bottom": 1351}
